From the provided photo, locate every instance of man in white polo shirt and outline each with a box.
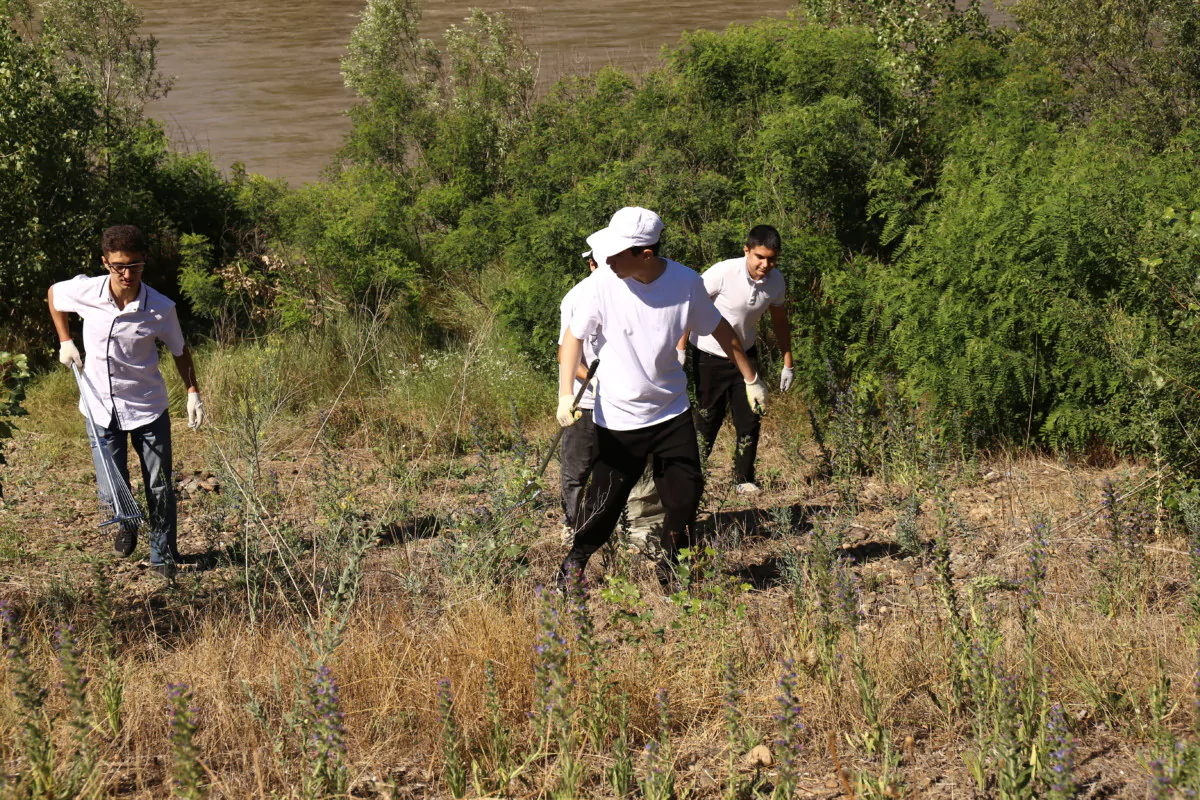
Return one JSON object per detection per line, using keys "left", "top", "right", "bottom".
{"left": 48, "top": 225, "right": 205, "bottom": 577}
{"left": 686, "top": 225, "right": 792, "bottom": 494}
{"left": 556, "top": 207, "right": 767, "bottom": 586}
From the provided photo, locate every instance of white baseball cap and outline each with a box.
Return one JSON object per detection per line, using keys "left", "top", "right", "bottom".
{"left": 581, "top": 250, "right": 592, "bottom": 259}
{"left": 585, "top": 207, "right": 663, "bottom": 266}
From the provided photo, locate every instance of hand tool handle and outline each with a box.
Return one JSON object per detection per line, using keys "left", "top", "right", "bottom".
{"left": 531, "top": 358, "right": 601, "bottom": 485}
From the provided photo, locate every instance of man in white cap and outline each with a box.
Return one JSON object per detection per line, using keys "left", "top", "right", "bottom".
{"left": 556, "top": 207, "right": 767, "bottom": 585}
{"left": 48, "top": 224, "right": 204, "bottom": 578}
{"left": 685, "top": 224, "right": 793, "bottom": 494}
{"left": 557, "top": 249, "right": 667, "bottom": 560}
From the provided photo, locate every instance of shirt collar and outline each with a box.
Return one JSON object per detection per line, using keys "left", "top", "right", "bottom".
{"left": 742, "top": 259, "right": 766, "bottom": 288}
{"left": 101, "top": 277, "right": 147, "bottom": 312}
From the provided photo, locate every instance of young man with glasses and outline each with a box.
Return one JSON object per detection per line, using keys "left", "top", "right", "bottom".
{"left": 47, "top": 225, "right": 205, "bottom": 577}
{"left": 682, "top": 225, "right": 792, "bottom": 495}
{"left": 556, "top": 207, "right": 767, "bottom": 587}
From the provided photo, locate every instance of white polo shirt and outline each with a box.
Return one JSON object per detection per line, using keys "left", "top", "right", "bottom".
{"left": 558, "top": 276, "right": 605, "bottom": 411}
{"left": 691, "top": 256, "right": 786, "bottom": 357}
{"left": 569, "top": 259, "right": 723, "bottom": 431}
{"left": 52, "top": 274, "right": 187, "bottom": 430}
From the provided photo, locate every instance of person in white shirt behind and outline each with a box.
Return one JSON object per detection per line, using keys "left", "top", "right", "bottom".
{"left": 556, "top": 207, "right": 767, "bottom": 587}
{"left": 557, "top": 250, "right": 602, "bottom": 543}
{"left": 683, "top": 225, "right": 792, "bottom": 494}
{"left": 48, "top": 225, "right": 205, "bottom": 578}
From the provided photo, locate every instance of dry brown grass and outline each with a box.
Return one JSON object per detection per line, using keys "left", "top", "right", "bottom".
{"left": 0, "top": 358, "right": 1196, "bottom": 799}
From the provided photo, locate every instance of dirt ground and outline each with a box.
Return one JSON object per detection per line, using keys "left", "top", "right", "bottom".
{"left": 0, "top": 406, "right": 1190, "bottom": 798}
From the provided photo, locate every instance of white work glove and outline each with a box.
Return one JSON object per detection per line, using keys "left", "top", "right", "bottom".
{"left": 556, "top": 394, "right": 581, "bottom": 427}
{"left": 676, "top": 348, "right": 686, "bottom": 366}
{"left": 780, "top": 366, "right": 795, "bottom": 393}
{"left": 745, "top": 374, "right": 768, "bottom": 416}
{"left": 58, "top": 339, "right": 82, "bottom": 369}
{"left": 186, "top": 392, "right": 205, "bottom": 430}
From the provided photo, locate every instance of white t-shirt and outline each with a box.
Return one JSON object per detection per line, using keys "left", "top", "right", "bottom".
{"left": 558, "top": 277, "right": 604, "bottom": 411}
{"left": 691, "top": 256, "right": 786, "bottom": 357}
{"left": 52, "top": 274, "right": 187, "bottom": 430}
{"left": 569, "top": 258, "right": 723, "bottom": 431}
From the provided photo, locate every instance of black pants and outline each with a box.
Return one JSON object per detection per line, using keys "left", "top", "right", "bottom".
{"left": 563, "top": 411, "right": 704, "bottom": 568}
{"left": 693, "top": 345, "right": 760, "bottom": 484}
{"left": 560, "top": 408, "right": 599, "bottom": 528}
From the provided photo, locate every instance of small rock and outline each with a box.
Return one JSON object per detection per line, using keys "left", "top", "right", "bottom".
{"left": 744, "top": 744, "right": 774, "bottom": 768}
{"left": 826, "top": 778, "right": 841, "bottom": 789}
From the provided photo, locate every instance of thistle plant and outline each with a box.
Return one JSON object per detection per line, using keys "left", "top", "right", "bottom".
{"left": 303, "top": 664, "right": 349, "bottom": 797}
{"left": 438, "top": 678, "right": 468, "bottom": 799}
{"left": 639, "top": 690, "right": 675, "bottom": 800}
{"left": 1088, "top": 477, "right": 1151, "bottom": 616}
{"left": 167, "top": 683, "right": 205, "bottom": 799}
{"left": 532, "top": 586, "right": 582, "bottom": 798}
{"left": 1043, "top": 704, "right": 1077, "bottom": 800}
{"left": 54, "top": 624, "right": 93, "bottom": 782}
{"left": 476, "top": 662, "right": 513, "bottom": 792}
{"left": 607, "top": 690, "right": 635, "bottom": 798}
{"left": 774, "top": 662, "right": 805, "bottom": 800}
{"left": 723, "top": 652, "right": 751, "bottom": 798}
{"left": 932, "top": 495, "right": 970, "bottom": 709}
{"left": 893, "top": 491, "right": 923, "bottom": 557}
{"left": 566, "top": 566, "right": 611, "bottom": 750}
{"left": 3, "top": 603, "right": 53, "bottom": 796}
{"left": 91, "top": 559, "right": 124, "bottom": 737}
{"left": 1018, "top": 524, "right": 1049, "bottom": 736}
{"left": 1180, "top": 493, "right": 1200, "bottom": 625}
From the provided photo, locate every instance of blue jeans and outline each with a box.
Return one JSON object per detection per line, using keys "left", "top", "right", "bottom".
{"left": 88, "top": 411, "right": 176, "bottom": 566}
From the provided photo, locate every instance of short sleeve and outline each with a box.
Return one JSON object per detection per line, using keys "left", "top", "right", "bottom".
{"left": 568, "top": 281, "right": 601, "bottom": 341}
{"left": 687, "top": 275, "right": 724, "bottom": 337}
{"left": 157, "top": 306, "right": 187, "bottom": 357}
{"left": 702, "top": 261, "right": 724, "bottom": 298}
{"left": 768, "top": 272, "right": 788, "bottom": 307}
{"left": 557, "top": 293, "right": 572, "bottom": 346}
{"left": 51, "top": 275, "right": 91, "bottom": 314}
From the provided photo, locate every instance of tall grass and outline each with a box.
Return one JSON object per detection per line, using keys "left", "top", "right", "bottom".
{"left": 2, "top": 317, "right": 1199, "bottom": 798}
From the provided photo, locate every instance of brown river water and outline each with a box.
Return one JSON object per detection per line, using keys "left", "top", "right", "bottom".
{"left": 134, "top": 0, "right": 800, "bottom": 184}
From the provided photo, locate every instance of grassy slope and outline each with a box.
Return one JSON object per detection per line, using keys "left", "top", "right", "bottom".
{"left": 0, "top": 346, "right": 1191, "bottom": 798}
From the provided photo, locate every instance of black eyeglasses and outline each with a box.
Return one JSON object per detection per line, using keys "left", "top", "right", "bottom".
{"left": 105, "top": 261, "right": 145, "bottom": 275}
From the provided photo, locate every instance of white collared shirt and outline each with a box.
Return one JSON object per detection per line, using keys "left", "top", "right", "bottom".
{"left": 691, "top": 256, "right": 786, "bottom": 357}
{"left": 558, "top": 276, "right": 605, "bottom": 411}
{"left": 569, "top": 259, "right": 722, "bottom": 431}
{"left": 52, "top": 274, "right": 187, "bottom": 430}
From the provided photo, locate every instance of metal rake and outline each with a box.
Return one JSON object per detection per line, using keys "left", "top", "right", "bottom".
{"left": 72, "top": 364, "right": 144, "bottom": 530}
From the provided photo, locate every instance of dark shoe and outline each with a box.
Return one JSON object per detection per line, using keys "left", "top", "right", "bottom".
{"left": 556, "top": 553, "right": 588, "bottom": 595}
{"left": 113, "top": 526, "right": 137, "bottom": 558}
{"left": 150, "top": 562, "right": 176, "bottom": 580}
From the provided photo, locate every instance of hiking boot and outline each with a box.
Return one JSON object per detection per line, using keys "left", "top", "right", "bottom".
{"left": 113, "top": 526, "right": 137, "bottom": 558}
{"left": 735, "top": 482, "right": 762, "bottom": 495}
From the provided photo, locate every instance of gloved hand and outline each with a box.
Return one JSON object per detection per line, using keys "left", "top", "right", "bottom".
{"left": 557, "top": 394, "right": 581, "bottom": 427}
{"left": 187, "top": 392, "right": 205, "bottom": 430}
{"left": 676, "top": 348, "right": 686, "bottom": 366}
{"left": 745, "top": 374, "right": 768, "bottom": 416}
{"left": 780, "top": 366, "right": 795, "bottom": 393}
{"left": 59, "top": 339, "right": 82, "bottom": 369}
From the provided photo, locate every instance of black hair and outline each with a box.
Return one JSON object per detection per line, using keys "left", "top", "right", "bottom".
{"left": 632, "top": 241, "right": 661, "bottom": 257}
{"left": 746, "top": 224, "right": 782, "bottom": 253}
{"left": 101, "top": 225, "right": 147, "bottom": 256}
